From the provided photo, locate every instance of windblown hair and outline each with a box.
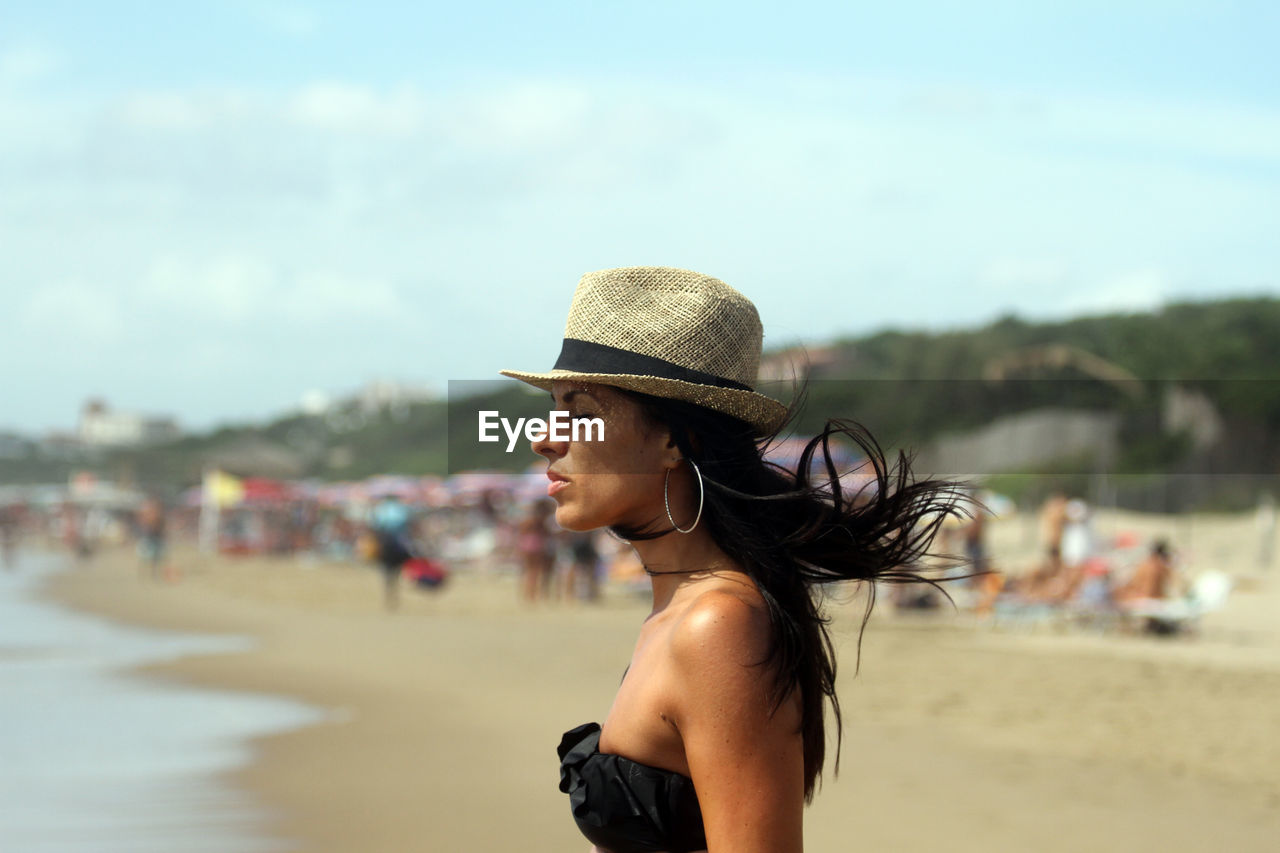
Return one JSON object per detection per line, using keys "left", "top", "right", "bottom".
{"left": 610, "top": 387, "right": 972, "bottom": 802}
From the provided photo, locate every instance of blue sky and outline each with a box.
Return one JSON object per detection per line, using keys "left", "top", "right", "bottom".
{"left": 2, "top": 1, "right": 1277, "bottom": 433}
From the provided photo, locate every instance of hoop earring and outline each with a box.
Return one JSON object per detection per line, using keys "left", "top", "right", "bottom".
{"left": 664, "top": 459, "right": 704, "bottom": 534}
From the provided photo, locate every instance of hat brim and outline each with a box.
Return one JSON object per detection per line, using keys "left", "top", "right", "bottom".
{"left": 499, "top": 368, "right": 788, "bottom": 436}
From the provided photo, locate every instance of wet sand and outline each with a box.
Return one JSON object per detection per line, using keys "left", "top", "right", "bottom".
{"left": 37, "top": 511, "right": 1280, "bottom": 852}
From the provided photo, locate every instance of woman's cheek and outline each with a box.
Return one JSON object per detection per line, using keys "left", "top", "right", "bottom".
{"left": 554, "top": 480, "right": 599, "bottom": 531}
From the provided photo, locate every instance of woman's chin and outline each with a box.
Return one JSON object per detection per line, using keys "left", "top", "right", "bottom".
{"left": 553, "top": 504, "right": 600, "bottom": 532}
{"left": 553, "top": 513, "right": 588, "bottom": 532}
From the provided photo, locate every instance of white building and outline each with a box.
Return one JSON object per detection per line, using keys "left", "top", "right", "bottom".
{"left": 78, "top": 399, "right": 181, "bottom": 448}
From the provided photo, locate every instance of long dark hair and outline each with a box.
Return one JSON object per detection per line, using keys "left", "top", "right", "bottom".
{"left": 610, "top": 387, "right": 972, "bottom": 802}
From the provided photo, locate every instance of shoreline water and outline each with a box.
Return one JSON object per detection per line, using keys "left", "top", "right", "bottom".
{"left": 2, "top": 550, "right": 326, "bottom": 853}
{"left": 35, "top": 543, "right": 599, "bottom": 853}
{"left": 29, "top": 516, "right": 1280, "bottom": 852}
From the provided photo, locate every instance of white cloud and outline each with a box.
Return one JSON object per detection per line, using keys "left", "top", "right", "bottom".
{"left": 115, "top": 91, "right": 251, "bottom": 132}
{"left": 978, "top": 257, "right": 1072, "bottom": 292}
{"left": 141, "top": 255, "right": 407, "bottom": 325}
{"left": 1066, "top": 269, "right": 1172, "bottom": 315}
{"left": 200, "top": 256, "right": 277, "bottom": 322}
{"left": 0, "top": 43, "right": 61, "bottom": 84}
{"left": 285, "top": 270, "right": 406, "bottom": 322}
{"left": 18, "top": 282, "right": 125, "bottom": 344}
{"left": 1045, "top": 93, "right": 1280, "bottom": 165}
{"left": 441, "top": 82, "right": 594, "bottom": 151}
{"left": 138, "top": 254, "right": 272, "bottom": 322}
{"left": 288, "top": 83, "right": 428, "bottom": 135}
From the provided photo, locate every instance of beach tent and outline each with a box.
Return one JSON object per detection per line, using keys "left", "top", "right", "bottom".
{"left": 445, "top": 471, "right": 517, "bottom": 504}
{"left": 364, "top": 475, "right": 421, "bottom": 501}
{"left": 190, "top": 473, "right": 301, "bottom": 508}
{"left": 239, "top": 478, "right": 298, "bottom": 506}
{"left": 196, "top": 472, "right": 299, "bottom": 553}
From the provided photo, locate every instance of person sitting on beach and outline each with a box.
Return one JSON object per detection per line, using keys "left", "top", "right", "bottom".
{"left": 1114, "top": 539, "right": 1175, "bottom": 606}
{"left": 501, "top": 266, "right": 968, "bottom": 853}
{"left": 1034, "top": 556, "right": 1088, "bottom": 605}
{"left": 1026, "top": 500, "right": 1096, "bottom": 604}
{"left": 1006, "top": 545, "right": 1064, "bottom": 599}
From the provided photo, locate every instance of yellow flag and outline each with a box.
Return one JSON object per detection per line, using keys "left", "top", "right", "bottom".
{"left": 203, "top": 470, "right": 245, "bottom": 508}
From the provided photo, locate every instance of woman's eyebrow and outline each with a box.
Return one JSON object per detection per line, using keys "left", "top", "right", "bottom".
{"left": 561, "top": 390, "right": 599, "bottom": 405}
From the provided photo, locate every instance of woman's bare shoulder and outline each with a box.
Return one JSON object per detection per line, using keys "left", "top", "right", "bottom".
{"left": 668, "top": 580, "right": 772, "bottom": 673}
{"left": 663, "top": 579, "right": 796, "bottom": 746}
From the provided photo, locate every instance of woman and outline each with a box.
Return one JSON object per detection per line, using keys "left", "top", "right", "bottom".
{"left": 501, "top": 267, "right": 964, "bottom": 853}
{"left": 516, "top": 499, "right": 557, "bottom": 602}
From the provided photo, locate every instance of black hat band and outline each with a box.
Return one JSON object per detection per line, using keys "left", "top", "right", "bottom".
{"left": 552, "top": 338, "right": 753, "bottom": 392}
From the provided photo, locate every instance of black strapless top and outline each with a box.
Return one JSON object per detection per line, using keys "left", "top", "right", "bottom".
{"left": 557, "top": 722, "right": 707, "bottom": 853}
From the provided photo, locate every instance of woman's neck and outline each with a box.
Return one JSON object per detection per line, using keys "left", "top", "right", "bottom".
{"left": 630, "top": 528, "right": 732, "bottom": 613}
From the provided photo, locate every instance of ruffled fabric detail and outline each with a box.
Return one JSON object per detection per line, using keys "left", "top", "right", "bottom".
{"left": 557, "top": 722, "right": 707, "bottom": 853}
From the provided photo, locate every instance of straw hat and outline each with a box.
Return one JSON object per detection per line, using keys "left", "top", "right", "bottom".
{"left": 501, "top": 266, "right": 788, "bottom": 435}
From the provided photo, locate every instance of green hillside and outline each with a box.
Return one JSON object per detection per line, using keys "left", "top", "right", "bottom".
{"left": 781, "top": 297, "right": 1279, "bottom": 477}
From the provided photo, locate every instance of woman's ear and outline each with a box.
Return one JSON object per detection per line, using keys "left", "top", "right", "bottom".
{"left": 661, "top": 433, "right": 682, "bottom": 470}
{"left": 667, "top": 425, "right": 701, "bottom": 458}
{"left": 661, "top": 427, "right": 699, "bottom": 469}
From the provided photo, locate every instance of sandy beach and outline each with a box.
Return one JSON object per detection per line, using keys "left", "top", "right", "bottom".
{"left": 35, "top": 510, "right": 1280, "bottom": 852}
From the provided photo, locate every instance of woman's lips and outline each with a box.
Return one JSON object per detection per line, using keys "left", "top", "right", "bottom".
{"left": 547, "top": 471, "right": 569, "bottom": 497}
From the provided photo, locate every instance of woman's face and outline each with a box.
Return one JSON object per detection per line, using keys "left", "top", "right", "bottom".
{"left": 531, "top": 382, "right": 676, "bottom": 531}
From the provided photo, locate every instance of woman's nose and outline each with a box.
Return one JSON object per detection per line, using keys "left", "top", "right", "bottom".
{"left": 530, "top": 421, "right": 568, "bottom": 460}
